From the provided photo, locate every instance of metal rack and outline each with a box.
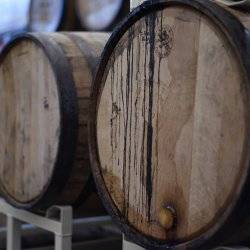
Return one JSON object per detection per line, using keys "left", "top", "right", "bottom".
{"left": 0, "top": 198, "right": 72, "bottom": 250}
{"left": 123, "top": 237, "right": 145, "bottom": 250}
{"left": 0, "top": 198, "right": 121, "bottom": 250}
{"left": 0, "top": 197, "right": 145, "bottom": 250}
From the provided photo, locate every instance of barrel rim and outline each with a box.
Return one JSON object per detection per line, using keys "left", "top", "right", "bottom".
{"left": 89, "top": 0, "right": 250, "bottom": 249}
{"left": 0, "top": 33, "right": 79, "bottom": 211}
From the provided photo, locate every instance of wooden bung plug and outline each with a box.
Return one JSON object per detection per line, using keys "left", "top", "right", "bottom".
{"left": 158, "top": 206, "right": 176, "bottom": 231}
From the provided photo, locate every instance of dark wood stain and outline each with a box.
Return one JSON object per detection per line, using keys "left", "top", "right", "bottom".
{"left": 108, "top": 9, "right": 174, "bottom": 226}
{"left": 145, "top": 12, "right": 157, "bottom": 221}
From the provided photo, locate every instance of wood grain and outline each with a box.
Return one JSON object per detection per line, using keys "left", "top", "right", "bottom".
{"left": 48, "top": 32, "right": 109, "bottom": 205}
{"left": 96, "top": 6, "right": 247, "bottom": 242}
{"left": 0, "top": 32, "right": 109, "bottom": 210}
{"left": 0, "top": 39, "right": 60, "bottom": 203}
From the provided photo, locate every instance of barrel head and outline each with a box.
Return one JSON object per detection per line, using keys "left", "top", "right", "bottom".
{"left": 91, "top": 1, "right": 250, "bottom": 247}
{"left": 0, "top": 38, "right": 61, "bottom": 205}
{"left": 29, "top": 0, "right": 64, "bottom": 32}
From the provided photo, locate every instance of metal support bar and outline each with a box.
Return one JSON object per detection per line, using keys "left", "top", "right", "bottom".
{"left": 55, "top": 235, "right": 71, "bottom": 250}
{"left": 0, "top": 198, "right": 72, "bottom": 250}
{"left": 7, "top": 216, "right": 22, "bottom": 250}
{"left": 123, "top": 236, "right": 145, "bottom": 250}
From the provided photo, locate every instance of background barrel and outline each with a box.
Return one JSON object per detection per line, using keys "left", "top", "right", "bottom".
{"left": 89, "top": 0, "right": 250, "bottom": 249}
{"left": 28, "top": 0, "right": 78, "bottom": 32}
{"left": 76, "top": 0, "right": 130, "bottom": 31}
{"left": 0, "top": 0, "right": 29, "bottom": 34}
{"left": 0, "top": 32, "right": 109, "bottom": 213}
{"left": 0, "top": 0, "right": 80, "bottom": 53}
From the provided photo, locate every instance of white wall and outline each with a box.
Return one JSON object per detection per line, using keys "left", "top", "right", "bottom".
{"left": 130, "top": 0, "right": 146, "bottom": 9}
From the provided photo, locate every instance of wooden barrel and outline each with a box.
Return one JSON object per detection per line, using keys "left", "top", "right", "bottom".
{"left": 89, "top": 0, "right": 250, "bottom": 249}
{"left": 28, "top": 0, "right": 77, "bottom": 32}
{"left": 0, "top": 32, "right": 109, "bottom": 212}
{"left": 76, "top": 0, "right": 130, "bottom": 31}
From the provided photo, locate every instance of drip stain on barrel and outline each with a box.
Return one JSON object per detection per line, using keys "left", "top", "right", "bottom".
{"left": 91, "top": 1, "right": 250, "bottom": 249}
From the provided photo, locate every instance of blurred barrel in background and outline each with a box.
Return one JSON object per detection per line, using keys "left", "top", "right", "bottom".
{"left": 0, "top": 0, "right": 29, "bottom": 34}
{"left": 28, "top": 0, "right": 78, "bottom": 32}
{"left": 0, "top": 32, "right": 109, "bottom": 215}
{"left": 0, "top": 0, "right": 130, "bottom": 52}
{"left": 89, "top": 0, "right": 250, "bottom": 249}
{"left": 76, "top": 0, "right": 130, "bottom": 31}
{"left": 0, "top": 0, "right": 79, "bottom": 52}
{"left": 0, "top": 0, "right": 30, "bottom": 52}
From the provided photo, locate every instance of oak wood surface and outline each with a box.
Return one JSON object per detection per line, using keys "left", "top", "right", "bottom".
{"left": 0, "top": 32, "right": 109, "bottom": 210}
{"left": 0, "top": 39, "right": 60, "bottom": 203}
{"left": 95, "top": 4, "right": 248, "bottom": 243}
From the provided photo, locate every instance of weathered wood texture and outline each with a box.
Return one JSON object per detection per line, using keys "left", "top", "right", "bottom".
{"left": 130, "top": 0, "right": 250, "bottom": 27}
{"left": 90, "top": 0, "right": 250, "bottom": 249}
{"left": 0, "top": 32, "right": 109, "bottom": 211}
{"left": 0, "top": 39, "right": 60, "bottom": 204}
